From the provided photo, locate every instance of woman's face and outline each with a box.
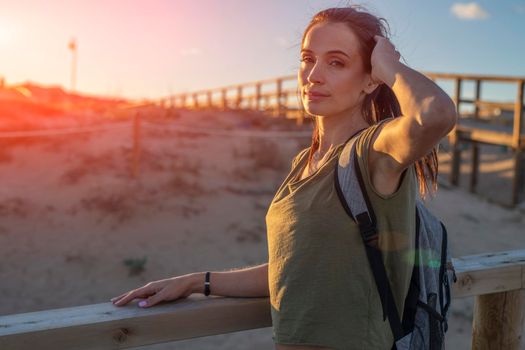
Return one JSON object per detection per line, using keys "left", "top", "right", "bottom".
{"left": 299, "top": 22, "right": 373, "bottom": 118}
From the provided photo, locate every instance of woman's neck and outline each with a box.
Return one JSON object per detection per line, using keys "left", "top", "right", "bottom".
{"left": 315, "top": 111, "right": 369, "bottom": 155}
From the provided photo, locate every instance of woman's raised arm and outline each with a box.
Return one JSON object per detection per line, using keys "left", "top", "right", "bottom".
{"left": 367, "top": 36, "right": 457, "bottom": 181}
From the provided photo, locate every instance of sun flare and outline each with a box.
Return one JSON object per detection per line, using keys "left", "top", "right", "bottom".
{"left": 0, "top": 20, "right": 13, "bottom": 46}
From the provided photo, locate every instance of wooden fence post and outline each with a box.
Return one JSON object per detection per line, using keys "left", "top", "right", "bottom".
{"left": 511, "top": 80, "right": 524, "bottom": 206}
{"left": 470, "top": 79, "right": 482, "bottom": 193}
{"left": 282, "top": 91, "right": 288, "bottom": 118}
{"left": 236, "top": 85, "right": 243, "bottom": 109}
{"left": 207, "top": 91, "right": 212, "bottom": 109}
{"left": 193, "top": 93, "right": 199, "bottom": 109}
{"left": 276, "top": 78, "right": 283, "bottom": 118}
{"left": 450, "top": 77, "right": 462, "bottom": 186}
{"left": 255, "top": 82, "right": 261, "bottom": 111}
{"left": 132, "top": 112, "right": 141, "bottom": 179}
{"left": 221, "top": 89, "right": 228, "bottom": 110}
{"left": 471, "top": 289, "right": 525, "bottom": 350}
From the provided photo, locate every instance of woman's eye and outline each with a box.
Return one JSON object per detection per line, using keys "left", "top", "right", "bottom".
{"left": 330, "top": 60, "right": 344, "bottom": 67}
{"left": 299, "top": 57, "right": 343, "bottom": 67}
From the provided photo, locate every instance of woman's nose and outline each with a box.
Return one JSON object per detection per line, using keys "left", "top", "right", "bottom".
{"left": 307, "top": 63, "right": 324, "bottom": 84}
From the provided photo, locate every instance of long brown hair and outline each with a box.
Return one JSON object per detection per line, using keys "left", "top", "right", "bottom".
{"left": 299, "top": 4, "right": 438, "bottom": 200}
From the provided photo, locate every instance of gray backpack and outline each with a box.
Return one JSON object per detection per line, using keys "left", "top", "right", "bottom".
{"left": 334, "top": 128, "right": 457, "bottom": 350}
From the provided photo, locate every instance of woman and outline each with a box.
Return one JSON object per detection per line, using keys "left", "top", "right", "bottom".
{"left": 111, "top": 5, "right": 457, "bottom": 350}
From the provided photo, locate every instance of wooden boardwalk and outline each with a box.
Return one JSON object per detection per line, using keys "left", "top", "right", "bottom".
{"left": 156, "top": 72, "right": 525, "bottom": 207}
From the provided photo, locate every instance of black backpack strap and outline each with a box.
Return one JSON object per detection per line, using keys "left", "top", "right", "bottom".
{"left": 334, "top": 131, "right": 404, "bottom": 342}
{"left": 440, "top": 221, "right": 451, "bottom": 333}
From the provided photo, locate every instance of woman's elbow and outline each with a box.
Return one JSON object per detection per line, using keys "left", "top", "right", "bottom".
{"left": 432, "top": 97, "right": 458, "bottom": 134}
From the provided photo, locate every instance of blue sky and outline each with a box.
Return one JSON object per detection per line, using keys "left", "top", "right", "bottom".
{"left": 0, "top": 0, "right": 523, "bottom": 101}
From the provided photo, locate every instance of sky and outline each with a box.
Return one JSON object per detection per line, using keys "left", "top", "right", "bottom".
{"left": 0, "top": 0, "right": 523, "bottom": 101}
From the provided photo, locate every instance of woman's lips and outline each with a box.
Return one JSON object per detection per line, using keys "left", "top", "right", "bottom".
{"left": 306, "top": 92, "right": 329, "bottom": 101}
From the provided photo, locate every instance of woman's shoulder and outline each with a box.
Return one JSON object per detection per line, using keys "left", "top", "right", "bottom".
{"left": 354, "top": 119, "right": 416, "bottom": 201}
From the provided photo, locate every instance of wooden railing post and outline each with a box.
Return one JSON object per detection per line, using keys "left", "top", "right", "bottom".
{"left": 474, "top": 79, "right": 482, "bottom": 120}
{"left": 193, "top": 93, "right": 199, "bottom": 109}
{"left": 222, "top": 88, "right": 228, "bottom": 111}
{"left": 207, "top": 91, "right": 212, "bottom": 109}
{"left": 236, "top": 85, "right": 243, "bottom": 110}
{"left": 276, "top": 78, "right": 283, "bottom": 118}
{"left": 512, "top": 80, "right": 524, "bottom": 149}
{"left": 255, "top": 82, "right": 261, "bottom": 111}
{"left": 511, "top": 80, "right": 524, "bottom": 206}
{"left": 282, "top": 91, "right": 288, "bottom": 118}
{"left": 449, "top": 77, "right": 463, "bottom": 186}
{"left": 471, "top": 289, "right": 525, "bottom": 350}
{"left": 470, "top": 141, "right": 479, "bottom": 193}
{"left": 470, "top": 79, "right": 482, "bottom": 193}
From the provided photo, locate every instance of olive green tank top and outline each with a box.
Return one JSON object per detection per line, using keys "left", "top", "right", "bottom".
{"left": 265, "top": 123, "right": 416, "bottom": 350}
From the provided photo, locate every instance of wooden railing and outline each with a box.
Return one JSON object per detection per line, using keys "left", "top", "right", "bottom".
{"left": 158, "top": 72, "right": 525, "bottom": 207}
{"left": 158, "top": 75, "right": 304, "bottom": 123}
{"left": 1, "top": 249, "right": 524, "bottom": 350}
{"left": 440, "top": 73, "right": 525, "bottom": 207}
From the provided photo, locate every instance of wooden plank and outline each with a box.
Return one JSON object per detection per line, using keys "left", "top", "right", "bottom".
{"left": 1, "top": 249, "right": 524, "bottom": 349}
{"left": 456, "top": 126, "right": 515, "bottom": 146}
{"left": 423, "top": 72, "right": 525, "bottom": 83}
{"left": 0, "top": 296, "right": 271, "bottom": 350}
{"left": 458, "top": 99, "right": 519, "bottom": 112}
{"left": 451, "top": 249, "right": 525, "bottom": 298}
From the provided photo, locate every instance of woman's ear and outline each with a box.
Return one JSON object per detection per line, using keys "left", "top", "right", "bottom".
{"left": 363, "top": 75, "right": 381, "bottom": 95}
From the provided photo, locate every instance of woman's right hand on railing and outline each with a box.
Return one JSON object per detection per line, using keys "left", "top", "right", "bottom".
{"left": 110, "top": 274, "right": 196, "bottom": 308}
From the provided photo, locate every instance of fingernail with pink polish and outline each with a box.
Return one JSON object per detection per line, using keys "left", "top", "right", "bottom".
{"left": 139, "top": 301, "right": 147, "bottom": 307}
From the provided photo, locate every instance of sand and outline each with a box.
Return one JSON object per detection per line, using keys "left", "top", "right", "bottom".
{"left": 0, "top": 108, "right": 523, "bottom": 349}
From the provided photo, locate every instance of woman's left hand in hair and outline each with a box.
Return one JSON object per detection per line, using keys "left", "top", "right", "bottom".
{"left": 370, "top": 35, "right": 401, "bottom": 87}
